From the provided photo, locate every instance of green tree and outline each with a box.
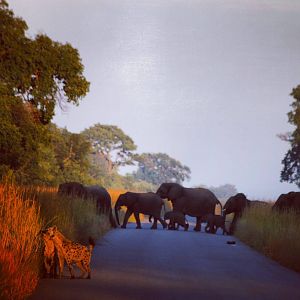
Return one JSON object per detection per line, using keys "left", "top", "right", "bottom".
{"left": 133, "top": 153, "right": 191, "bottom": 185}
{"left": 0, "top": 96, "right": 44, "bottom": 181}
{"left": 82, "top": 124, "right": 137, "bottom": 174}
{"left": 0, "top": 0, "right": 89, "bottom": 124}
{"left": 0, "top": 1, "right": 89, "bottom": 184}
{"left": 50, "top": 125, "right": 93, "bottom": 184}
{"left": 280, "top": 85, "right": 300, "bottom": 187}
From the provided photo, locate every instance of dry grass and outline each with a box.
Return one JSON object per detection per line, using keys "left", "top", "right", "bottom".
{"left": 0, "top": 181, "right": 112, "bottom": 299}
{"left": 36, "top": 189, "right": 111, "bottom": 243}
{"left": 235, "top": 205, "right": 300, "bottom": 272}
{"left": 0, "top": 181, "right": 42, "bottom": 300}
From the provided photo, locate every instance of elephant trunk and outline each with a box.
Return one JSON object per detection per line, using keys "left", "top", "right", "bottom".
{"left": 115, "top": 202, "right": 121, "bottom": 226}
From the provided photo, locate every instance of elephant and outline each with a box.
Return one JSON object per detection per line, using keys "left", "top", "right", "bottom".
{"left": 223, "top": 193, "right": 249, "bottom": 235}
{"left": 204, "top": 214, "right": 227, "bottom": 235}
{"left": 272, "top": 192, "right": 300, "bottom": 213}
{"left": 224, "top": 194, "right": 271, "bottom": 234}
{"left": 164, "top": 211, "right": 189, "bottom": 231}
{"left": 156, "top": 183, "right": 222, "bottom": 232}
{"left": 58, "top": 182, "right": 116, "bottom": 228}
{"left": 114, "top": 192, "right": 167, "bottom": 229}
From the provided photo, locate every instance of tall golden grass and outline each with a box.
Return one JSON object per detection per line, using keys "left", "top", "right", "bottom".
{"left": 235, "top": 205, "right": 300, "bottom": 272}
{"left": 0, "top": 181, "right": 42, "bottom": 300}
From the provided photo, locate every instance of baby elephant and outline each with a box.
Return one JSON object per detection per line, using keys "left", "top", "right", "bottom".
{"left": 164, "top": 211, "right": 189, "bottom": 231}
{"left": 205, "top": 214, "right": 227, "bottom": 235}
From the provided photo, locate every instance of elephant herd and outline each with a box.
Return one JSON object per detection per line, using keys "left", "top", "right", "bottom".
{"left": 58, "top": 182, "right": 300, "bottom": 235}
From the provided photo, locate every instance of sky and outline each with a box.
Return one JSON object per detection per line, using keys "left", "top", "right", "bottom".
{"left": 9, "top": 0, "right": 300, "bottom": 199}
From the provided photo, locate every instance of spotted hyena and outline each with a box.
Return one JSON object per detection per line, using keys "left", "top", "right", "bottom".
{"left": 42, "top": 231, "right": 57, "bottom": 277}
{"left": 43, "top": 226, "right": 95, "bottom": 279}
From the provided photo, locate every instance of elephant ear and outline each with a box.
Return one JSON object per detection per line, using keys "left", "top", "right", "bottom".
{"left": 168, "top": 184, "right": 183, "bottom": 200}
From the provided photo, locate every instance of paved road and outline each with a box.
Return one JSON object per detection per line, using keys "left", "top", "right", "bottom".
{"left": 31, "top": 223, "right": 300, "bottom": 300}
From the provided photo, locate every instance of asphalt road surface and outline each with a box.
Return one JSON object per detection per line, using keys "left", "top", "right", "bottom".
{"left": 31, "top": 223, "right": 300, "bottom": 300}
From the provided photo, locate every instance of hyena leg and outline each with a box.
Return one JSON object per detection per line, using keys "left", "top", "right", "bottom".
{"left": 44, "top": 257, "right": 51, "bottom": 276}
{"left": 76, "top": 261, "right": 87, "bottom": 278}
{"left": 65, "top": 258, "right": 75, "bottom": 279}
{"left": 83, "top": 261, "right": 91, "bottom": 279}
{"left": 45, "top": 258, "right": 51, "bottom": 273}
{"left": 58, "top": 255, "right": 64, "bottom": 278}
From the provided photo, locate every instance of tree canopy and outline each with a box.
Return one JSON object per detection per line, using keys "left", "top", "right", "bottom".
{"left": 0, "top": 0, "right": 89, "bottom": 124}
{"left": 0, "top": 1, "right": 89, "bottom": 183}
{"left": 82, "top": 124, "right": 137, "bottom": 174}
{"left": 281, "top": 85, "right": 300, "bottom": 187}
{"left": 133, "top": 152, "right": 191, "bottom": 185}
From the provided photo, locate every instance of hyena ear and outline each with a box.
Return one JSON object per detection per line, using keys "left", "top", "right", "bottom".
{"left": 52, "top": 225, "right": 57, "bottom": 232}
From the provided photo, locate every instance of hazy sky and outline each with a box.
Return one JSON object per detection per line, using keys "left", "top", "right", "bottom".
{"left": 9, "top": 0, "right": 300, "bottom": 199}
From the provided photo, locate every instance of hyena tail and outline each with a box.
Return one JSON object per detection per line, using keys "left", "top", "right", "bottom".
{"left": 88, "top": 237, "right": 95, "bottom": 252}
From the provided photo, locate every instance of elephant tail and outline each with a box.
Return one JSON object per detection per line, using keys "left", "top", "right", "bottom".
{"left": 109, "top": 209, "right": 117, "bottom": 228}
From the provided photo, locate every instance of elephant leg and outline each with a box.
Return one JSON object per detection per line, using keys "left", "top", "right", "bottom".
{"left": 229, "top": 213, "right": 240, "bottom": 235}
{"left": 121, "top": 209, "right": 132, "bottom": 229}
{"left": 134, "top": 212, "right": 142, "bottom": 229}
{"left": 184, "top": 222, "right": 189, "bottom": 231}
{"left": 212, "top": 225, "right": 217, "bottom": 234}
{"left": 194, "top": 217, "right": 202, "bottom": 231}
{"left": 209, "top": 222, "right": 216, "bottom": 234}
{"left": 170, "top": 220, "right": 176, "bottom": 230}
{"left": 205, "top": 223, "right": 209, "bottom": 233}
{"left": 158, "top": 217, "right": 167, "bottom": 229}
{"left": 150, "top": 217, "right": 158, "bottom": 229}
